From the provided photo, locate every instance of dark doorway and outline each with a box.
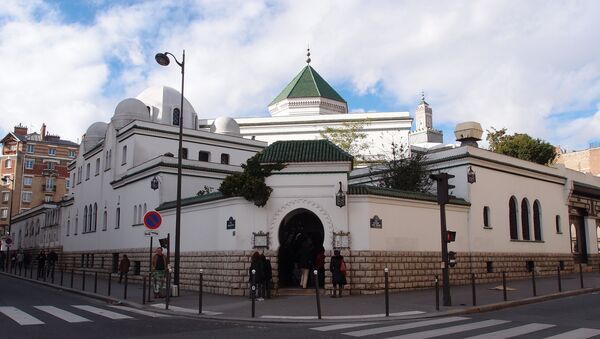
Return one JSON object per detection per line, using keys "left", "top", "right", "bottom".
{"left": 278, "top": 209, "right": 324, "bottom": 288}
{"left": 569, "top": 209, "right": 588, "bottom": 264}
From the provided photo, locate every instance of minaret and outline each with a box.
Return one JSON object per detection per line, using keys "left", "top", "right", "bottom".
{"left": 409, "top": 92, "right": 443, "bottom": 145}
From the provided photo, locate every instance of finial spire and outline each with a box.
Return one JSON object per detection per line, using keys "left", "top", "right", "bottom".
{"left": 420, "top": 91, "right": 428, "bottom": 105}
{"left": 306, "top": 47, "right": 311, "bottom": 64}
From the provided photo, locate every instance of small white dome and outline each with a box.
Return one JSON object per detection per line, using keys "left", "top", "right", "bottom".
{"left": 210, "top": 116, "right": 240, "bottom": 136}
{"left": 83, "top": 122, "right": 108, "bottom": 152}
{"left": 111, "top": 98, "right": 150, "bottom": 130}
{"left": 136, "top": 86, "right": 197, "bottom": 128}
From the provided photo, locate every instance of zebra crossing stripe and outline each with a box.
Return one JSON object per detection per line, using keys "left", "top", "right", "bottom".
{"left": 108, "top": 305, "right": 171, "bottom": 318}
{"left": 385, "top": 319, "right": 510, "bottom": 339}
{"left": 544, "top": 328, "right": 600, "bottom": 339}
{"left": 463, "top": 323, "right": 555, "bottom": 339}
{"left": 311, "top": 323, "right": 379, "bottom": 331}
{"left": 72, "top": 305, "right": 134, "bottom": 320}
{"left": 34, "top": 306, "right": 91, "bottom": 323}
{"left": 343, "top": 316, "right": 469, "bottom": 337}
{"left": 0, "top": 306, "right": 44, "bottom": 325}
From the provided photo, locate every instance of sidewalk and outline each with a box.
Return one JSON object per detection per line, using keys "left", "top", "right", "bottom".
{"left": 3, "top": 265, "right": 600, "bottom": 322}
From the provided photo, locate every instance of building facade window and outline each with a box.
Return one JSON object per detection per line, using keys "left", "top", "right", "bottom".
{"left": 533, "top": 200, "right": 542, "bottom": 241}
{"left": 46, "top": 162, "right": 55, "bottom": 170}
{"left": 2, "top": 191, "right": 9, "bottom": 202}
{"left": 75, "top": 215, "right": 78, "bottom": 235}
{"left": 483, "top": 206, "right": 491, "bottom": 228}
{"left": 116, "top": 207, "right": 121, "bottom": 229}
{"left": 173, "top": 108, "right": 180, "bottom": 126}
{"left": 83, "top": 206, "right": 88, "bottom": 232}
{"left": 45, "top": 177, "right": 55, "bottom": 191}
{"left": 44, "top": 196, "right": 52, "bottom": 203}
{"left": 133, "top": 205, "right": 137, "bottom": 224}
{"left": 86, "top": 163, "right": 90, "bottom": 180}
{"left": 220, "top": 153, "right": 230, "bottom": 165}
{"left": 181, "top": 148, "right": 188, "bottom": 160}
{"left": 22, "top": 191, "right": 32, "bottom": 203}
{"left": 521, "top": 199, "right": 530, "bottom": 240}
{"left": 48, "top": 148, "right": 56, "bottom": 156}
{"left": 198, "top": 151, "right": 210, "bottom": 162}
{"left": 68, "top": 150, "right": 76, "bottom": 158}
{"left": 0, "top": 208, "right": 7, "bottom": 219}
{"left": 77, "top": 167, "right": 82, "bottom": 183}
{"left": 103, "top": 210, "right": 107, "bottom": 231}
{"left": 122, "top": 146, "right": 127, "bottom": 165}
{"left": 5, "top": 159, "right": 12, "bottom": 168}
{"left": 556, "top": 215, "right": 561, "bottom": 233}
{"left": 25, "top": 160, "right": 34, "bottom": 169}
{"left": 93, "top": 203, "right": 98, "bottom": 231}
{"left": 26, "top": 144, "right": 34, "bottom": 153}
{"left": 95, "top": 158, "right": 100, "bottom": 175}
{"left": 65, "top": 178, "right": 70, "bottom": 188}
{"left": 509, "top": 196, "right": 518, "bottom": 240}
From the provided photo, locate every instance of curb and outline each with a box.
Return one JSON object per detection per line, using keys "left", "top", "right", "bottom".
{"left": 3, "top": 271, "right": 600, "bottom": 324}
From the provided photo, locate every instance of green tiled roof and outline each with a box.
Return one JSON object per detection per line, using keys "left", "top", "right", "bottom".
{"left": 348, "top": 185, "right": 470, "bottom": 206}
{"left": 156, "top": 192, "right": 227, "bottom": 211}
{"left": 269, "top": 65, "right": 346, "bottom": 106}
{"left": 258, "top": 140, "right": 353, "bottom": 163}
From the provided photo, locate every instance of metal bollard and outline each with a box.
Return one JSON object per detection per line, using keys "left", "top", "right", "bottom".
{"left": 142, "top": 276, "right": 147, "bottom": 305}
{"left": 147, "top": 272, "right": 152, "bottom": 302}
{"left": 557, "top": 266, "right": 562, "bottom": 292}
{"left": 70, "top": 269, "right": 74, "bottom": 288}
{"left": 60, "top": 269, "right": 64, "bottom": 286}
{"left": 434, "top": 275, "right": 440, "bottom": 311}
{"left": 313, "top": 270, "right": 321, "bottom": 320}
{"left": 124, "top": 273, "right": 128, "bottom": 300}
{"left": 579, "top": 264, "right": 584, "bottom": 289}
{"left": 51, "top": 269, "right": 54, "bottom": 284}
{"left": 82, "top": 270, "right": 86, "bottom": 291}
{"left": 251, "top": 269, "right": 256, "bottom": 318}
{"left": 108, "top": 272, "right": 112, "bottom": 296}
{"left": 531, "top": 269, "right": 536, "bottom": 296}
{"left": 94, "top": 272, "right": 98, "bottom": 293}
{"left": 471, "top": 273, "right": 476, "bottom": 306}
{"left": 502, "top": 271, "right": 507, "bottom": 301}
{"left": 384, "top": 268, "right": 390, "bottom": 317}
{"left": 165, "top": 270, "right": 170, "bottom": 310}
{"left": 199, "top": 269, "right": 203, "bottom": 315}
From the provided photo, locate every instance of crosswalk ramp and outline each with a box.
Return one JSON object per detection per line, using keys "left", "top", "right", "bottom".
{"left": 0, "top": 304, "right": 171, "bottom": 326}
{"left": 310, "top": 316, "right": 600, "bottom": 338}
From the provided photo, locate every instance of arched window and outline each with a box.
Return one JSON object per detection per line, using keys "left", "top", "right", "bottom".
{"left": 509, "top": 196, "right": 518, "bottom": 240}
{"left": 75, "top": 215, "right": 78, "bottom": 235}
{"left": 483, "top": 206, "right": 491, "bottom": 228}
{"left": 83, "top": 206, "right": 88, "bottom": 232}
{"left": 122, "top": 145, "right": 127, "bottom": 165}
{"left": 133, "top": 205, "right": 137, "bottom": 224}
{"left": 88, "top": 204, "right": 93, "bottom": 232}
{"left": 138, "top": 204, "right": 142, "bottom": 223}
{"left": 103, "top": 211, "right": 107, "bottom": 231}
{"left": 533, "top": 200, "right": 542, "bottom": 240}
{"left": 555, "top": 215, "right": 561, "bottom": 233}
{"left": 67, "top": 219, "right": 70, "bottom": 236}
{"left": 521, "top": 199, "right": 530, "bottom": 240}
{"left": 93, "top": 203, "right": 98, "bottom": 231}
{"left": 173, "top": 108, "right": 180, "bottom": 126}
{"left": 143, "top": 203, "right": 147, "bottom": 216}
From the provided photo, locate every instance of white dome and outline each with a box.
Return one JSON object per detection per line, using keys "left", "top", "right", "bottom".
{"left": 210, "top": 116, "right": 240, "bottom": 136}
{"left": 83, "top": 122, "right": 108, "bottom": 152}
{"left": 111, "top": 98, "right": 150, "bottom": 130}
{"left": 136, "top": 86, "right": 197, "bottom": 129}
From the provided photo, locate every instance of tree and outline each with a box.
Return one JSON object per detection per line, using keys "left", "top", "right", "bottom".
{"left": 486, "top": 127, "right": 557, "bottom": 165}
{"left": 320, "top": 121, "right": 370, "bottom": 162}
{"left": 218, "top": 154, "right": 285, "bottom": 207}
{"left": 372, "top": 142, "right": 432, "bottom": 193}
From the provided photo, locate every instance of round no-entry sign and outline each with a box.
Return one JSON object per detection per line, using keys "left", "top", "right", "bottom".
{"left": 5, "top": 238, "right": 12, "bottom": 245}
{"left": 143, "top": 211, "right": 162, "bottom": 230}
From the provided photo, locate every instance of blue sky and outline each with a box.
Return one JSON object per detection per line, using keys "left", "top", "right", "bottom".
{"left": 0, "top": 0, "right": 599, "bottom": 150}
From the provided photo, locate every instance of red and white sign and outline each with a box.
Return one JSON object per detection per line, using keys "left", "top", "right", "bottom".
{"left": 143, "top": 211, "right": 162, "bottom": 230}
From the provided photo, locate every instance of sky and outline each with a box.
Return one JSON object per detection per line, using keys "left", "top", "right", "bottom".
{"left": 0, "top": 0, "right": 599, "bottom": 150}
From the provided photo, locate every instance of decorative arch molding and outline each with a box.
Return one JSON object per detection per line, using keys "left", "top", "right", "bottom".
{"left": 268, "top": 199, "right": 335, "bottom": 245}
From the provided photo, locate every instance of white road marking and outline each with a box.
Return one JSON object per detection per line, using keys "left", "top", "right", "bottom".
{"left": 0, "top": 306, "right": 44, "bottom": 325}
{"left": 343, "top": 316, "right": 469, "bottom": 337}
{"left": 310, "top": 323, "right": 379, "bottom": 331}
{"left": 72, "top": 305, "right": 134, "bottom": 320}
{"left": 262, "top": 310, "right": 425, "bottom": 320}
{"left": 108, "top": 305, "right": 171, "bottom": 318}
{"left": 385, "top": 319, "right": 509, "bottom": 339}
{"left": 463, "top": 323, "right": 555, "bottom": 339}
{"left": 544, "top": 328, "right": 600, "bottom": 339}
{"left": 34, "top": 306, "right": 91, "bottom": 323}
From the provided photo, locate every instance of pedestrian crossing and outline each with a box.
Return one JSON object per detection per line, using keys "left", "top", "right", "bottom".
{"left": 0, "top": 304, "right": 172, "bottom": 326}
{"left": 309, "top": 316, "right": 600, "bottom": 338}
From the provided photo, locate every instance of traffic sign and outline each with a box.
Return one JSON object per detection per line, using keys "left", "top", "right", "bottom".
{"left": 143, "top": 211, "right": 162, "bottom": 230}
{"left": 5, "top": 238, "right": 12, "bottom": 245}
{"left": 144, "top": 230, "right": 159, "bottom": 237}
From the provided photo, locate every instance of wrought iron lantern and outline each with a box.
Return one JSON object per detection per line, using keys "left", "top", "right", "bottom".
{"left": 467, "top": 166, "right": 476, "bottom": 184}
{"left": 150, "top": 175, "right": 159, "bottom": 190}
{"left": 335, "top": 181, "right": 346, "bottom": 208}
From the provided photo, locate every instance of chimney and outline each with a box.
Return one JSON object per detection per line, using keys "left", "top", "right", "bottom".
{"left": 454, "top": 121, "right": 483, "bottom": 147}
{"left": 41, "top": 123, "right": 47, "bottom": 140}
{"left": 14, "top": 124, "right": 28, "bottom": 136}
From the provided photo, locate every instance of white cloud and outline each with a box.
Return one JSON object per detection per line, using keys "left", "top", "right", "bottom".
{"left": 1, "top": 0, "right": 599, "bottom": 150}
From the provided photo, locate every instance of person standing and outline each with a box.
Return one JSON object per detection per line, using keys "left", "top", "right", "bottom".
{"left": 118, "top": 254, "right": 130, "bottom": 283}
{"left": 16, "top": 249, "right": 24, "bottom": 273}
{"left": 329, "top": 249, "right": 347, "bottom": 298}
{"left": 261, "top": 253, "right": 272, "bottom": 299}
{"left": 151, "top": 247, "right": 168, "bottom": 298}
{"left": 298, "top": 238, "right": 313, "bottom": 289}
{"left": 315, "top": 246, "right": 325, "bottom": 288}
{"left": 46, "top": 250, "right": 58, "bottom": 279}
{"left": 36, "top": 250, "right": 46, "bottom": 279}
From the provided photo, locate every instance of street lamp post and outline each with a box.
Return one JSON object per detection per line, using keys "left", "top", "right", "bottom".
{"left": 155, "top": 50, "right": 185, "bottom": 291}
{"left": 1, "top": 176, "right": 14, "bottom": 270}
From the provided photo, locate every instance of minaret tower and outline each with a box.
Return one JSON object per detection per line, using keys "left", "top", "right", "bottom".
{"left": 409, "top": 92, "right": 443, "bottom": 145}
{"left": 415, "top": 92, "right": 433, "bottom": 131}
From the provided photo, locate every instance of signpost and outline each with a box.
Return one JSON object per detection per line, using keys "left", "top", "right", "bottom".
{"left": 144, "top": 211, "right": 162, "bottom": 299}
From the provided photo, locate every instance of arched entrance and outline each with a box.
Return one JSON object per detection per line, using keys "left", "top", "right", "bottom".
{"left": 278, "top": 208, "right": 324, "bottom": 288}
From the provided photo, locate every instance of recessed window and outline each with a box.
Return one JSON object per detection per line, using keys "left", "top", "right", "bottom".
{"left": 86, "top": 163, "right": 90, "bottom": 180}
{"left": 0, "top": 209, "right": 7, "bottom": 219}
{"left": 48, "top": 148, "right": 56, "bottom": 156}
{"left": 2, "top": 192, "right": 9, "bottom": 202}
{"left": 23, "top": 177, "right": 33, "bottom": 186}
{"left": 68, "top": 150, "right": 76, "bottom": 158}
{"left": 173, "top": 108, "right": 180, "bottom": 126}
{"left": 116, "top": 207, "right": 121, "bottom": 229}
{"left": 509, "top": 196, "right": 518, "bottom": 240}
{"left": 103, "top": 211, "right": 107, "bottom": 231}
{"left": 521, "top": 199, "right": 530, "bottom": 240}
{"left": 198, "top": 151, "right": 210, "bottom": 162}
{"left": 25, "top": 160, "right": 34, "bottom": 169}
{"left": 22, "top": 191, "right": 32, "bottom": 203}
{"left": 221, "top": 153, "right": 230, "bottom": 165}
{"left": 555, "top": 215, "right": 561, "bottom": 234}
{"left": 122, "top": 146, "right": 127, "bottom": 165}
{"left": 26, "top": 144, "right": 34, "bottom": 153}
{"left": 181, "top": 148, "right": 188, "bottom": 160}
{"left": 533, "top": 200, "right": 542, "bottom": 240}
{"left": 95, "top": 158, "right": 100, "bottom": 175}
{"left": 46, "top": 162, "right": 55, "bottom": 170}
{"left": 5, "top": 159, "right": 12, "bottom": 168}
{"left": 483, "top": 206, "right": 491, "bottom": 228}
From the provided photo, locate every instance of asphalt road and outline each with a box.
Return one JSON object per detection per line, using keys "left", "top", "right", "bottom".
{"left": 2, "top": 274, "right": 600, "bottom": 338}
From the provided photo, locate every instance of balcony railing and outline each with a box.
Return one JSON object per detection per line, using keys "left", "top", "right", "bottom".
{"left": 42, "top": 184, "right": 56, "bottom": 192}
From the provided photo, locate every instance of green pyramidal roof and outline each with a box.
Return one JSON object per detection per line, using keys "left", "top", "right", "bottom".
{"left": 269, "top": 65, "right": 346, "bottom": 106}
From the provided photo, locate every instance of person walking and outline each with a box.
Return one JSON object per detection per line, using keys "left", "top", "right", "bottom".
{"left": 16, "top": 249, "right": 24, "bottom": 273}
{"left": 36, "top": 250, "right": 46, "bottom": 279}
{"left": 151, "top": 247, "right": 168, "bottom": 298}
{"left": 46, "top": 250, "right": 58, "bottom": 279}
{"left": 315, "top": 246, "right": 325, "bottom": 288}
{"left": 329, "top": 249, "right": 347, "bottom": 298}
{"left": 261, "top": 253, "right": 273, "bottom": 299}
{"left": 298, "top": 238, "right": 313, "bottom": 289}
{"left": 118, "top": 254, "right": 130, "bottom": 283}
